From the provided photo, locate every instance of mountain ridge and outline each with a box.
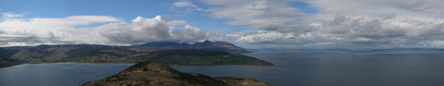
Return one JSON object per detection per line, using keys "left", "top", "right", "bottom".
{"left": 127, "top": 40, "right": 258, "bottom": 53}
{"left": 0, "top": 41, "right": 270, "bottom": 67}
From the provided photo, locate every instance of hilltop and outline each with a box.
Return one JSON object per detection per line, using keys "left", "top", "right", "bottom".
{"left": 82, "top": 61, "right": 270, "bottom": 86}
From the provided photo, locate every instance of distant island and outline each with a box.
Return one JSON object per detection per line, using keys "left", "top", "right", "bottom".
{"left": 82, "top": 61, "right": 270, "bottom": 86}
{"left": 0, "top": 41, "right": 272, "bottom": 67}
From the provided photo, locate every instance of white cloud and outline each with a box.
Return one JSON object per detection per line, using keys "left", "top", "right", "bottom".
{"left": 4, "top": 0, "right": 444, "bottom": 49}
{"left": 177, "top": 0, "right": 444, "bottom": 49}
{"left": 199, "top": 0, "right": 250, "bottom": 5}
{"left": 204, "top": 0, "right": 309, "bottom": 31}
{"left": 1, "top": 12, "right": 24, "bottom": 20}
{"left": 238, "top": 31, "right": 284, "bottom": 43}
{"left": 173, "top": 1, "right": 203, "bottom": 14}
{"left": 0, "top": 13, "right": 215, "bottom": 47}
{"left": 96, "top": 15, "right": 212, "bottom": 44}
{"left": 1, "top": 12, "right": 24, "bottom": 18}
{"left": 0, "top": 12, "right": 123, "bottom": 47}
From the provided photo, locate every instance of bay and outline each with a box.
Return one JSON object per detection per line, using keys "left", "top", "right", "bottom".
{"left": 1, "top": 51, "right": 444, "bottom": 86}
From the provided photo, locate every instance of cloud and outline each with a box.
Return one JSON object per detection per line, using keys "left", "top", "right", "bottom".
{"left": 199, "top": 0, "right": 250, "bottom": 5}
{"left": 170, "top": 25, "right": 207, "bottom": 42}
{"left": 3, "top": 0, "right": 444, "bottom": 49}
{"left": 1, "top": 12, "right": 24, "bottom": 18}
{"left": 1, "top": 12, "right": 24, "bottom": 20}
{"left": 96, "top": 15, "right": 211, "bottom": 44}
{"left": 0, "top": 13, "right": 213, "bottom": 47}
{"left": 204, "top": 0, "right": 308, "bottom": 31}
{"left": 174, "top": 0, "right": 444, "bottom": 49}
{"left": 0, "top": 12, "right": 123, "bottom": 47}
{"left": 173, "top": 1, "right": 203, "bottom": 14}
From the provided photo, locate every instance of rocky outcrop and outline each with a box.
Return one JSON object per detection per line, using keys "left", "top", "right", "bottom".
{"left": 82, "top": 61, "right": 269, "bottom": 86}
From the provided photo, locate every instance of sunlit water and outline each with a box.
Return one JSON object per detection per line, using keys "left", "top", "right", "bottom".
{"left": 1, "top": 51, "right": 444, "bottom": 86}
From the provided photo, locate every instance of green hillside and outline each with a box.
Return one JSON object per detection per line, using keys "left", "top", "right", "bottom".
{"left": 1, "top": 47, "right": 273, "bottom": 66}
{"left": 134, "top": 49, "right": 273, "bottom": 66}
{"left": 60, "top": 47, "right": 141, "bottom": 63}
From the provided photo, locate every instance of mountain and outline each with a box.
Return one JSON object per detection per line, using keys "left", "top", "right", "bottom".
{"left": 0, "top": 48, "right": 273, "bottom": 66}
{"left": 128, "top": 40, "right": 258, "bottom": 53}
{"left": 0, "top": 41, "right": 269, "bottom": 67}
{"left": 133, "top": 49, "right": 273, "bottom": 66}
{"left": 0, "top": 56, "right": 22, "bottom": 68}
{"left": 0, "top": 48, "right": 23, "bottom": 68}
{"left": 81, "top": 61, "right": 270, "bottom": 86}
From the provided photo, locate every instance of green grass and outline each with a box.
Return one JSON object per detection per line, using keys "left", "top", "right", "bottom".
{"left": 26, "top": 58, "right": 43, "bottom": 62}
{"left": 133, "top": 54, "right": 157, "bottom": 60}
{"left": 99, "top": 57, "right": 108, "bottom": 61}
{"left": 201, "top": 56, "right": 223, "bottom": 63}
{"left": 14, "top": 49, "right": 45, "bottom": 59}
{"left": 189, "top": 56, "right": 205, "bottom": 61}
{"left": 188, "top": 61, "right": 213, "bottom": 65}
{"left": 162, "top": 57, "right": 189, "bottom": 64}
{"left": 65, "top": 47, "right": 107, "bottom": 58}
{"left": 43, "top": 55, "right": 67, "bottom": 61}
{"left": 103, "top": 54, "right": 119, "bottom": 59}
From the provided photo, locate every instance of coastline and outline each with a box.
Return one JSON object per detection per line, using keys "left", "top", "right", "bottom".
{"left": 0, "top": 61, "right": 274, "bottom": 68}
{"left": 0, "top": 62, "right": 136, "bottom": 68}
{"left": 0, "top": 62, "right": 24, "bottom": 68}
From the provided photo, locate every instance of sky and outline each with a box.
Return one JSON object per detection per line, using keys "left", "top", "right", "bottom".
{"left": 1, "top": 0, "right": 444, "bottom": 49}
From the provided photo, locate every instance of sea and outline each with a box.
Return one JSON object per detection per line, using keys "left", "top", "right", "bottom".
{"left": 1, "top": 51, "right": 444, "bottom": 86}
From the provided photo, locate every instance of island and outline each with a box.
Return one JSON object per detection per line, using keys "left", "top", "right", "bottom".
{"left": 82, "top": 61, "right": 270, "bottom": 86}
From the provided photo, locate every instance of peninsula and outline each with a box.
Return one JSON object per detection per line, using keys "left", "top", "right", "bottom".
{"left": 82, "top": 61, "right": 270, "bottom": 86}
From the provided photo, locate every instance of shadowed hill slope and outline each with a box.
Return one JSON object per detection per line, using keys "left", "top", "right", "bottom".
{"left": 133, "top": 49, "right": 274, "bottom": 66}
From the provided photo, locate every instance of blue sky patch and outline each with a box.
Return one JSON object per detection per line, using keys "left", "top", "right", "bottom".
{"left": 289, "top": 1, "right": 319, "bottom": 14}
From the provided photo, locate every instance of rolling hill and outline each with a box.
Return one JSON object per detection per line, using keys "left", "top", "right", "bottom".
{"left": 0, "top": 41, "right": 271, "bottom": 67}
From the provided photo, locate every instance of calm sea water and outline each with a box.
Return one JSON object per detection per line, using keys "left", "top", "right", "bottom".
{"left": 1, "top": 51, "right": 444, "bottom": 86}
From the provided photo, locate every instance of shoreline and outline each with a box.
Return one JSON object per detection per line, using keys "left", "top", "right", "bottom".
{"left": 1, "top": 61, "right": 274, "bottom": 68}
{"left": 0, "top": 62, "right": 136, "bottom": 68}
{"left": 0, "top": 62, "right": 25, "bottom": 68}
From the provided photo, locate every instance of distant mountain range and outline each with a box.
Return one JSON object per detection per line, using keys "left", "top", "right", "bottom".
{"left": 125, "top": 40, "right": 258, "bottom": 53}
{"left": 0, "top": 41, "right": 264, "bottom": 67}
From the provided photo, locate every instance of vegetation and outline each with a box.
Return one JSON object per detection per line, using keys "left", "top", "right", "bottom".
{"left": 1, "top": 47, "right": 272, "bottom": 66}
{"left": 65, "top": 47, "right": 108, "bottom": 58}
{"left": 135, "top": 49, "right": 273, "bottom": 66}
{"left": 153, "top": 49, "right": 230, "bottom": 57}
{"left": 0, "top": 56, "right": 22, "bottom": 68}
